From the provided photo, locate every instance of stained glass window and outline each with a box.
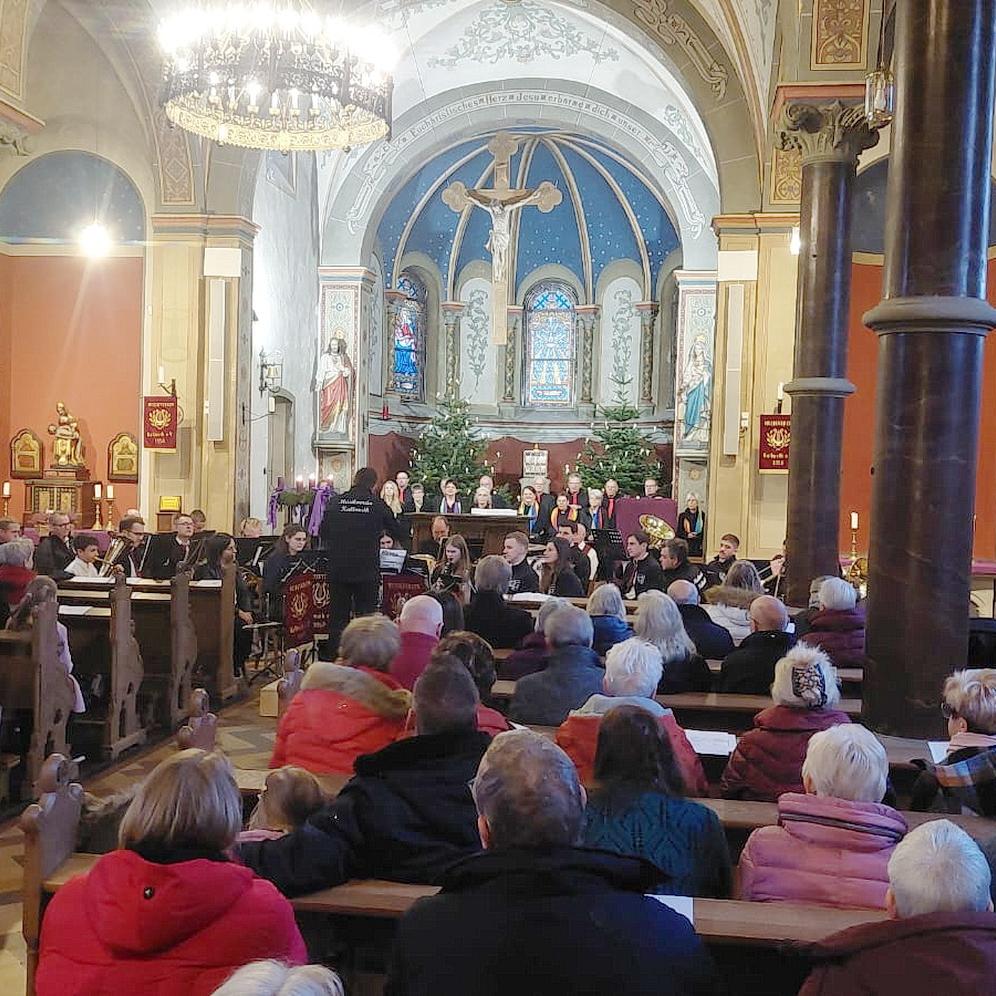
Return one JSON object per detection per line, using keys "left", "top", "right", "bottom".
{"left": 391, "top": 272, "right": 426, "bottom": 398}
{"left": 524, "top": 282, "right": 577, "bottom": 407}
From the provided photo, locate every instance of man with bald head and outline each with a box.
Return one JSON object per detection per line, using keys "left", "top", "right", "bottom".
{"left": 719, "top": 594, "right": 795, "bottom": 694}
{"left": 389, "top": 594, "right": 444, "bottom": 689}
{"left": 668, "top": 579, "right": 735, "bottom": 661}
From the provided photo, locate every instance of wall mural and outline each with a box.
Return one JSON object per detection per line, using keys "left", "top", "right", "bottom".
{"left": 459, "top": 277, "right": 497, "bottom": 404}
{"left": 599, "top": 276, "right": 641, "bottom": 404}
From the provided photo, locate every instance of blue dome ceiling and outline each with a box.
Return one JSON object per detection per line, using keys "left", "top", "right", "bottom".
{"left": 377, "top": 131, "right": 680, "bottom": 300}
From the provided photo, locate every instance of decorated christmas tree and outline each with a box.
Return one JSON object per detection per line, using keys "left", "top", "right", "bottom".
{"left": 410, "top": 396, "right": 487, "bottom": 499}
{"left": 578, "top": 380, "right": 663, "bottom": 496}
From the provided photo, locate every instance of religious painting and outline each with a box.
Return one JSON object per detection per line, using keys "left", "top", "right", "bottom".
{"left": 390, "top": 273, "right": 426, "bottom": 398}
{"left": 107, "top": 432, "right": 139, "bottom": 482}
{"left": 318, "top": 282, "right": 360, "bottom": 444}
{"left": 316, "top": 338, "right": 354, "bottom": 437}
{"left": 674, "top": 285, "right": 716, "bottom": 456}
{"left": 524, "top": 282, "right": 576, "bottom": 407}
{"left": 9, "top": 427, "right": 42, "bottom": 478}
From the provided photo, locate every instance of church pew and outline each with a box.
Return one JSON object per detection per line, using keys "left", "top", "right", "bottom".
{"left": 59, "top": 577, "right": 146, "bottom": 761}
{"left": 0, "top": 602, "right": 75, "bottom": 801}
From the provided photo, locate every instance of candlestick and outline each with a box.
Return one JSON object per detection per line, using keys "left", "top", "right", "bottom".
{"left": 94, "top": 483, "right": 102, "bottom": 501}
{"left": 106, "top": 485, "right": 114, "bottom": 501}
{"left": 92, "top": 498, "right": 104, "bottom": 531}
{"left": 850, "top": 511, "right": 858, "bottom": 531}
{"left": 1, "top": 481, "right": 9, "bottom": 498}
{"left": 777, "top": 382, "right": 784, "bottom": 401}
{"left": 268, "top": 396, "right": 275, "bottom": 414}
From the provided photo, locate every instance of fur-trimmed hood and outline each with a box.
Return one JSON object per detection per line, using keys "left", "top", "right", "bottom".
{"left": 301, "top": 662, "right": 411, "bottom": 719}
{"left": 704, "top": 585, "right": 759, "bottom": 609}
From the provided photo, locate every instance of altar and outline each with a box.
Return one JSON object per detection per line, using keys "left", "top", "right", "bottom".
{"left": 408, "top": 512, "right": 529, "bottom": 560}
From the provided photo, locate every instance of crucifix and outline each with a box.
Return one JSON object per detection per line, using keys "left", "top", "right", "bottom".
{"left": 442, "top": 132, "right": 562, "bottom": 345}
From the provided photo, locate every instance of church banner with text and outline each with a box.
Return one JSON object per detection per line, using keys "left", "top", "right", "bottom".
{"left": 143, "top": 396, "right": 178, "bottom": 451}
{"left": 283, "top": 573, "right": 315, "bottom": 646}
{"left": 759, "top": 415, "right": 791, "bottom": 472}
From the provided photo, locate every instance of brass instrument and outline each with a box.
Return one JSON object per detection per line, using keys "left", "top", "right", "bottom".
{"left": 97, "top": 536, "right": 127, "bottom": 577}
{"left": 847, "top": 556, "right": 869, "bottom": 598}
{"left": 638, "top": 514, "right": 675, "bottom": 549}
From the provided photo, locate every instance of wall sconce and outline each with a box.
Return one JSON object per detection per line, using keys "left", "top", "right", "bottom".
{"left": 865, "top": 69, "right": 895, "bottom": 128}
{"left": 259, "top": 349, "right": 283, "bottom": 395}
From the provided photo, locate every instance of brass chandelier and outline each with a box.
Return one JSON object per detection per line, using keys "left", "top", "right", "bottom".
{"left": 158, "top": 3, "right": 395, "bottom": 152}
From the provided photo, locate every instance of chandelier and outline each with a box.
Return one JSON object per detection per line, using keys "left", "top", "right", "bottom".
{"left": 158, "top": 3, "right": 395, "bottom": 152}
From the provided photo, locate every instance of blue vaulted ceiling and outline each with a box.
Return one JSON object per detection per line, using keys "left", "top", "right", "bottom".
{"left": 376, "top": 131, "right": 680, "bottom": 300}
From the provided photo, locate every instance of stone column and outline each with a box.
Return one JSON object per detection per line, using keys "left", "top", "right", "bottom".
{"left": 636, "top": 302, "right": 659, "bottom": 405}
{"left": 575, "top": 305, "right": 599, "bottom": 405}
{"left": 441, "top": 301, "right": 465, "bottom": 399}
{"left": 503, "top": 306, "right": 523, "bottom": 403}
{"left": 863, "top": 1, "right": 996, "bottom": 737}
{"left": 778, "top": 101, "right": 876, "bottom": 606}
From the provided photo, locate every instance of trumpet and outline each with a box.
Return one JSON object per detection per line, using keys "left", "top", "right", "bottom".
{"left": 97, "top": 536, "right": 127, "bottom": 577}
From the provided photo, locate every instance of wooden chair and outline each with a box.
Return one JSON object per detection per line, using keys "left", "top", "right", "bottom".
{"left": 175, "top": 688, "right": 217, "bottom": 750}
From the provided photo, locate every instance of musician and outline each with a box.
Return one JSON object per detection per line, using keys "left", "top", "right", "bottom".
{"left": 239, "top": 517, "right": 263, "bottom": 538}
{"left": 531, "top": 475, "right": 558, "bottom": 521}
{"left": 34, "top": 512, "right": 73, "bottom": 580}
{"left": 150, "top": 513, "right": 197, "bottom": 580}
{"left": 601, "top": 479, "right": 621, "bottom": 527}
{"left": 430, "top": 535, "right": 473, "bottom": 603}
{"left": 409, "top": 483, "right": 427, "bottom": 514}
{"left": 537, "top": 538, "right": 585, "bottom": 597}
{"left": 705, "top": 533, "right": 740, "bottom": 586}
{"left": 194, "top": 533, "right": 253, "bottom": 677}
{"left": 418, "top": 515, "right": 451, "bottom": 559}
{"left": 503, "top": 531, "right": 539, "bottom": 595}
{"left": 473, "top": 487, "right": 493, "bottom": 510}
{"left": 438, "top": 479, "right": 463, "bottom": 515}
{"left": 190, "top": 509, "right": 208, "bottom": 533}
{"left": 263, "top": 524, "right": 308, "bottom": 620}
{"left": 575, "top": 522, "right": 600, "bottom": 584}
{"left": 615, "top": 531, "right": 665, "bottom": 598}
{"left": 556, "top": 523, "right": 591, "bottom": 590}
{"left": 64, "top": 534, "right": 101, "bottom": 578}
{"left": 660, "top": 537, "right": 706, "bottom": 592}
{"left": 113, "top": 515, "right": 148, "bottom": 578}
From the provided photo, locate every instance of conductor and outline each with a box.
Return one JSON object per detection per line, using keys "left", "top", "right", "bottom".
{"left": 320, "top": 466, "right": 404, "bottom": 654}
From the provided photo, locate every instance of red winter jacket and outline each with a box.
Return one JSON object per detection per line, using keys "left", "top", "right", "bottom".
{"left": 36, "top": 849, "right": 305, "bottom": 996}
{"left": 720, "top": 704, "right": 852, "bottom": 801}
{"left": 477, "top": 703, "right": 511, "bottom": 736}
{"left": 271, "top": 662, "right": 412, "bottom": 774}
{"left": 556, "top": 706, "right": 709, "bottom": 797}
{"left": 0, "top": 564, "right": 36, "bottom": 611}
{"left": 801, "top": 607, "right": 866, "bottom": 667}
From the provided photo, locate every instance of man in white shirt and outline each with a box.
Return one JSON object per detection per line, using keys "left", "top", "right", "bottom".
{"left": 64, "top": 533, "right": 101, "bottom": 577}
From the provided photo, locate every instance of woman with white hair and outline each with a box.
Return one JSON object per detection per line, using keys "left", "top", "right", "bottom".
{"left": 721, "top": 644, "right": 850, "bottom": 801}
{"left": 631, "top": 590, "right": 711, "bottom": 693}
{"left": 675, "top": 493, "right": 705, "bottom": 558}
{"left": 703, "top": 560, "right": 764, "bottom": 645}
{"left": 738, "top": 724, "right": 908, "bottom": 909}
{"left": 556, "top": 637, "right": 708, "bottom": 795}
{"left": 0, "top": 537, "right": 36, "bottom": 619}
{"left": 498, "top": 597, "right": 569, "bottom": 680}
{"left": 800, "top": 576, "right": 866, "bottom": 667}
{"left": 911, "top": 668, "right": 996, "bottom": 817}
{"left": 587, "top": 584, "right": 633, "bottom": 656}
{"left": 213, "top": 960, "right": 344, "bottom": 995}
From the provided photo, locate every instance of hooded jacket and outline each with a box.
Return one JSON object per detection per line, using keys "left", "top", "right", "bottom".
{"left": 798, "top": 911, "right": 996, "bottom": 996}
{"left": 801, "top": 607, "right": 866, "bottom": 667}
{"left": 720, "top": 704, "right": 852, "bottom": 801}
{"left": 242, "top": 729, "right": 490, "bottom": 897}
{"left": 385, "top": 846, "right": 718, "bottom": 996}
{"left": 270, "top": 661, "right": 412, "bottom": 774}
{"left": 508, "top": 646, "right": 605, "bottom": 726}
{"left": 703, "top": 585, "right": 758, "bottom": 645}
{"left": 738, "top": 792, "right": 908, "bottom": 909}
{"left": 36, "top": 849, "right": 305, "bottom": 995}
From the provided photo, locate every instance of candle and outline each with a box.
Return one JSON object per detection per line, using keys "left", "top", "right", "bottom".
{"left": 106, "top": 485, "right": 115, "bottom": 500}
{"left": 267, "top": 395, "right": 275, "bottom": 414}
{"left": 850, "top": 511, "right": 858, "bottom": 531}
{"left": 158, "top": 365, "right": 165, "bottom": 385}
{"left": 296, "top": 476, "right": 303, "bottom": 488}
{"left": 564, "top": 464, "right": 570, "bottom": 474}
{"left": 94, "top": 483, "right": 102, "bottom": 500}
{"left": 777, "top": 382, "right": 784, "bottom": 401}
{"left": 1, "top": 481, "right": 9, "bottom": 498}
{"left": 308, "top": 474, "right": 316, "bottom": 487}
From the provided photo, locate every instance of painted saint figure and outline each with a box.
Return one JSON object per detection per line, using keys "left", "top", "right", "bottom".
{"left": 317, "top": 338, "right": 353, "bottom": 436}
{"left": 679, "top": 334, "right": 711, "bottom": 441}
{"left": 47, "top": 402, "right": 85, "bottom": 467}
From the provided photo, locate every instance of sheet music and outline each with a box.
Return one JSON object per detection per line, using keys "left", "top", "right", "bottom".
{"left": 684, "top": 729, "right": 738, "bottom": 756}
{"left": 647, "top": 894, "right": 694, "bottom": 924}
{"left": 58, "top": 605, "right": 91, "bottom": 616}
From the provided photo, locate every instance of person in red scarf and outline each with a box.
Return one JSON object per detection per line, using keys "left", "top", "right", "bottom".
{"left": 601, "top": 479, "right": 621, "bottom": 527}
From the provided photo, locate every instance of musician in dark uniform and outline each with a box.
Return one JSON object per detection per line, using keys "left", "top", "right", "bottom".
{"left": 111, "top": 515, "right": 149, "bottom": 578}
{"left": 194, "top": 532, "right": 253, "bottom": 676}
{"left": 149, "top": 512, "right": 198, "bottom": 580}
{"left": 615, "top": 531, "right": 665, "bottom": 597}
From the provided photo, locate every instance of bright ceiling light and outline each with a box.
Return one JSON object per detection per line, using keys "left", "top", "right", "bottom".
{"left": 79, "top": 222, "right": 113, "bottom": 258}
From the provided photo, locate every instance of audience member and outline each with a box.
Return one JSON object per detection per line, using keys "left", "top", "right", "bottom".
{"left": 800, "top": 820, "right": 996, "bottom": 996}
{"left": 615, "top": 531, "right": 664, "bottom": 597}
{"left": 582, "top": 705, "right": 730, "bottom": 897}
{"left": 668, "top": 580, "right": 734, "bottom": 660}
{"left": 270, "top": 615, "right": 411, "bottom": 774}
{"left": 428, "top": 589, "right": 464, "bottom": 636}
{"left": 721, "top": 645, "right": 850, "bottom": 801}
{"left": 675, "top": 493, "right": 705, "bottom": 557}
{"left": 37, "top": 750, "right": 305, "bottom": 994}
{"left": 64, "top": 533, "right": 101, "bottom": 578}
{"left": 0, "top": 518, "right": 21, "bottom": 543}
{"left": 509, "top": 605, "right": 604, "bottom": 726}
{"left": 388, "top": 594, "right": 443, "bottom": 689}
{"left": 502, "top": 531, "right": 539, "bottom": 594}
{"left": 704, "top": 533, "right": 739, "bottom": 587}
{"left": 0, "top": 538, "right": 37, "bottom": 609}
{"left": 242, "top": 663, "right": 488, "bottom": 896}
{"left": 384, "top": 730, "right": 717, "bottom": 996}
{"left": 213, "top": 961, "right": 344, "bottom": 996}
{"left": 537, "top": 537, "right": 585, "bottom": 597}
{"left": 34, "top": 512, "right": 73, "bottom": 579}
{"left": 703, "top": 559, "right": 764, "bottom": 645}
{"left": 587, "top": 583, "right": 633, "bottom": 656}
{"left": 632, "top": 590, "right": 711, "bottom": 694}
{"left": 739, "top": 724, "right": 907, "bottom": 908}
{"left": 432, "top": 632, "right": 511, "bottom": 736}
{"left": 498, "top": 597, "right": 567, "bottom": 680}
{"left": 800, "top": 576, "right": 866, "bottom": 666}
{"left": 241, "top": 767, "right": 326, "bottom": 842}
{"left": 556, "top": 638, "right": 708, "bottom": 795}
{"left": 718, "top": 595, "right": 794, "bottom": 693}
{"left": 463, "top": 555, "right": 533, "bottom": 649}
{"left": 660, "top": 538, "right": 706, "bottom": 592}
{"left": 911, "top": 668, "right": 996, "bottom": 816}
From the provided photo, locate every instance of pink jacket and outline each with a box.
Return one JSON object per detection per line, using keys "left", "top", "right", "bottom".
{"left": 739, "top": 792, "right": 907, "bottom": 909}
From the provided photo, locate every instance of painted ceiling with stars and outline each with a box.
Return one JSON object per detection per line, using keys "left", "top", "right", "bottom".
{"left": 377, "top": 130, "right": 680, "bottom": 301}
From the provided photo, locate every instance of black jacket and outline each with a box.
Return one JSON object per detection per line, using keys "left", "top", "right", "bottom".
{"left": 320, "top": 486, "right": 403, "bottom": 583}
{"left": 659, "top": 652, "right": 713, "bottom": 695}
{"left": 34, "top": 535, "right": 73, "bottom": 580}
{"left": 508, "top": 558, "right": 539, "bottom": 595}
{"left": 619, "top": 554, "right": 664, "bottom": 596}
{"left": 677, "top": 603, "right": 735, "bottom": 661}
{"left": 385, "top": 846, "right": 718, "bottom": 996}
{"left": 719, "top": 629, "right": 796, "bottom": 694}
{"left": 661, "top": 561, "right": 707, "bottom": 593}
{"left": 239, "top": 729, "right": 490, "bottom": 897}
{"left": 464, "top": 591, "right": 534, "bottom": 650}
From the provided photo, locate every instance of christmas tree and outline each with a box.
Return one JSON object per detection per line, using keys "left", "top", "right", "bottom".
{"left": 410, "top": 396, "right": 487, "bottom": 499}
{"left": 578, "top": 380, "right": 663, "bottom": 496}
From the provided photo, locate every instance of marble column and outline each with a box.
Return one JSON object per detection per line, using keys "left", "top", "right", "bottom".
{"left": 503, "top": 306, "right": 523, "bottom": 403}
{"left": 778, "top": 102, "right": 876, "bottom": 606}
{"left": 863, "top": 1, "right": 996, "bottom": 737}
{"left": 441, "top": 301, "right": 465, "bottom": 400}
{"left": 576, "top": 305, "right": 600, "bottom": 405}
{"left": 636, "top": 302, "right": 659, "bottom": 405}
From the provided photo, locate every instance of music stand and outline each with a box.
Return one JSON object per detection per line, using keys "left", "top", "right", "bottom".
{"left": 591, "top": 528, "right": 625, "bottom": 583}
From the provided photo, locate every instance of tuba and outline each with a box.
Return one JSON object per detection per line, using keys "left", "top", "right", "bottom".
{"left": 847, "top": 556, "right": 869, "bottom": 598}
{"left": 97, "top": 536, "right": 127, "bottom": 577}
{"left": 638, "top": 514, "right": 676, "bottom": 549}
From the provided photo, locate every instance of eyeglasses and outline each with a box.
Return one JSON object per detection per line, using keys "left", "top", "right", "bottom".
{"left": 940, "top": 702, "right": 956, "bottom": 720}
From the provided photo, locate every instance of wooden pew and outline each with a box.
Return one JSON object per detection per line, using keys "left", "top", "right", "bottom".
{"left": 0, "top": 602, "right": 75, "bottom": 800}
{"left": 59, "top": 577, "right": 146, "bottom": 761}
{"left": 175, "top": 688, "right": 217, "bottom": 750}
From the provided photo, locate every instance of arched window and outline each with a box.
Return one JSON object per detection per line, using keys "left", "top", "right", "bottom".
{"left": 390, "top": 272, "right": 427, "bottom": 398}
{"left": 524, "top": 282, "right": 577, "bottom": 407}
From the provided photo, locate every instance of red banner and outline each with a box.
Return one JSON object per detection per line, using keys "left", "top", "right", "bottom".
{"left": 759, "top": 414, "right": 791, "bottom": 472}
{"left": 381, "top": 574, "right": 429, "bottom": 619}
{"left": 143, "top": 395, "right": 179, "bottom": 451}
{"left": 311, "top": 576, "right": 330, "bottom": 636}
{"left": 283, "top": 573, "right": 315, "bottom": 646}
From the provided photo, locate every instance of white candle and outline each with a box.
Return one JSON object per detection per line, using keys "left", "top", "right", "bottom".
{"left": 777, "top": 382, "right": 784, "bottom": 401}
{"left": 267, "top": 396, "right": 275, "bottom": 414}
{"left": 158, "top": 366, "right": 165, "bottom": 384}
{"left": 94, "top": 483, "right": 102, "bottom": 500}
{"left": 850, "top": 511, "right": 858, "bottom": 531}
{"left": 106, "top": 485, "right": 115, "bottom": 500}
{"left": 1, "top": 481, "right": 9, "bottom": 498}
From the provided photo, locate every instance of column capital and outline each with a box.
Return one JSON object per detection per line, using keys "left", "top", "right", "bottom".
{"left": 777, "top": 100, "right": 878, "bottom": 167}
